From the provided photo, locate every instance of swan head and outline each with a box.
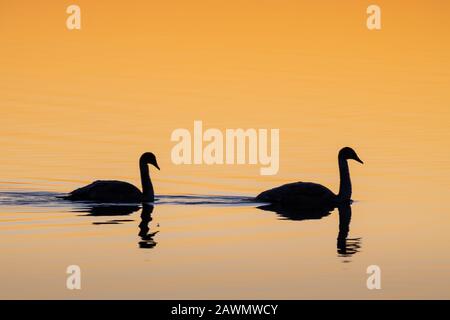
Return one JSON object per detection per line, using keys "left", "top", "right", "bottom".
{"left": 339, "top": 147, "right": 363, "bottom": 164}
{"left": 140, "top": 152, "right": 160, "bottom": 170}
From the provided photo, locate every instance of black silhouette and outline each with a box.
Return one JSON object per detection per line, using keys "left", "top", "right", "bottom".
{"left": 64, "top": 152, "right": 160, "bottom": 203}
{"left": 336, "top": 205, "right": 361, "bottom": 258}
{"left": 79, "top": 205, "right": 140, "bottom": 216}
{"left": 74, "top": 202, "right": 159, "bottom": 248}
{"left": 257, "top": 203, "right": 334, "bottom": 221}
{"left": 257, "top": 203, "right": 361, "bottom": 259}
{"left": 92, "top": 219, "right": 134, "bottom": 225}
{"left": 73, "top": 203, "right": 140, "bottom": 224}
{"left": 256, "top": 147, "right": 363, "bottom": 208}
{"left": 138, "top": 204, "right": 159, "bottom": 249}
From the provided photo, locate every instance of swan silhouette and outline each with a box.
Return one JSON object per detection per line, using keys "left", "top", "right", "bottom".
{"left": 336, "top": 205, "right": 361, "bottom": 258}
{"left": 257, "top": 203, "right": 361, "bottom": 259}
{"left": 138, "top": 204, "right": 159, "bottom": 249}
{"left": 65, "top": 152, "right": 160, "bottom": 203}
{"left": 80, "top": 204, "right": 140, "bottom": 216}
{"left": 255, "top": 147, "right": 363, "bottom": 207}
{"left": 73, "top": 202, "right": 159, "bottom": 248}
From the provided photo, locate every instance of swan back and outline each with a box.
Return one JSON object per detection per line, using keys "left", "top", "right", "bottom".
{"left": 256, "top": 181, "right": 336, "bottom": 207}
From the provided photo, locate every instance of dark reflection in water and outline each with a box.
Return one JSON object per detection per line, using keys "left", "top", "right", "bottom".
{"left": 138, "top": 204, "right": 159, "bottom": 249}
{"left": 257, "top": 203, "right": 334, "bottom": 221}
{"left": 92, "top": 219, "right": 134, "bottom": 225}
{"left": 78, "top": 205, "right": 140, "bottom": 216}
{"left": 1, "top": 191, "right": 360, "bottom": 256}
{"left": 257, "top": 203, "right": 361, "bottom": 261}
{"left": 72, "top": 203, "right": 159, "bottom": 249}
{"left": 336, "top": 205, "right": 361, "bottom": 259}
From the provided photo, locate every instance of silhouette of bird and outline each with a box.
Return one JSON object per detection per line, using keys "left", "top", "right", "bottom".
{"left": 138, "top": 204, "right": 158, "bottom": 249}
{"left": 336, "top": 205, "right": 361, "bottom": 258}
{"left": 256, "top": 203, "right": 361, "bottom": 259}
{"left": 65, "top": 152, "right": 160, "bottom": 203}
{"left": 255, "top": 147, "right": 363, "bottom": 207}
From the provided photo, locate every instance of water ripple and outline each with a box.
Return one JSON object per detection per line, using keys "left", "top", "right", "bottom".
{"left": 0, "top": 190, "right": 257, "bottom": 209}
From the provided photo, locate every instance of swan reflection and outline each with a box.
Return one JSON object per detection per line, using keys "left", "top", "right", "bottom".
{"left": 138, "top": 204, "right": 159, "bottom": 249}
{"left": 74, "top": 203, "right": 159, "bottom": 249}
{"left": 336, "top": 205, "right": 361, "bottom": 258}
{"left": 257, "top": 203, "right": 361, "bottom": 260}
{"left": 79, "top": 204, "right": 140, "bottom": 216}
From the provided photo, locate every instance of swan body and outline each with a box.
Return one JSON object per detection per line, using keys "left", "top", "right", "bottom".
{"left": 65, "top": 152, "right": 159, "bottom": 203}
{"left": 256, "top": 182, "right": 336, "bottom": 207}
{"left": 67, "top": 180, "right": 143, "bottom": 203}
{"left": 255, "top": 147, "right": 363, "bottom": 207}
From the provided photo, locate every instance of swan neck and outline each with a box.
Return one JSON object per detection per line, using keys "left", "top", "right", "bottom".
{"left": 337, "top": 157, "right": 352, "bottom": 201}
{"left": 140, "top": 161, "right": 154, "bottom": 202}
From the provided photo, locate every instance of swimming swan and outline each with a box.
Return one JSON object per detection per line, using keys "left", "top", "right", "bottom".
{"left": 65, "top": 152, "right": 160, "bottom": 203}
{"left": 255, "top": 147, "right": 363, "bottom": 207}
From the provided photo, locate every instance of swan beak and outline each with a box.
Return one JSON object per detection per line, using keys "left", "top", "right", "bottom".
{"left": 155, "top": 163, "right": 160, "bottom": 170}
{"left": 355, "top": 156, "right": 364, "bottom": 164}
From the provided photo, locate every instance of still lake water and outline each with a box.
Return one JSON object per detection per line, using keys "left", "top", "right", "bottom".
{"left": 0, "top": 134, "right": 449, "bottom": 299}
{"left": 1, "top": 0, "right": 450, "bottom": 299}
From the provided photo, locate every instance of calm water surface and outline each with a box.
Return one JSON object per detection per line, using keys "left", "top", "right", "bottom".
{"left": 1, "top": 97, "right": 449, "bottom": 299}
{"left": 0, "top": 146, "right": 449, "bottom": 299}
{"left": 1, "top": 0, "right": 450, "bottom": 299}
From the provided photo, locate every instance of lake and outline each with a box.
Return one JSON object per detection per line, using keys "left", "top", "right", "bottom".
{"left": 0, "top": 0, "right": 449, "bottom": 299}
